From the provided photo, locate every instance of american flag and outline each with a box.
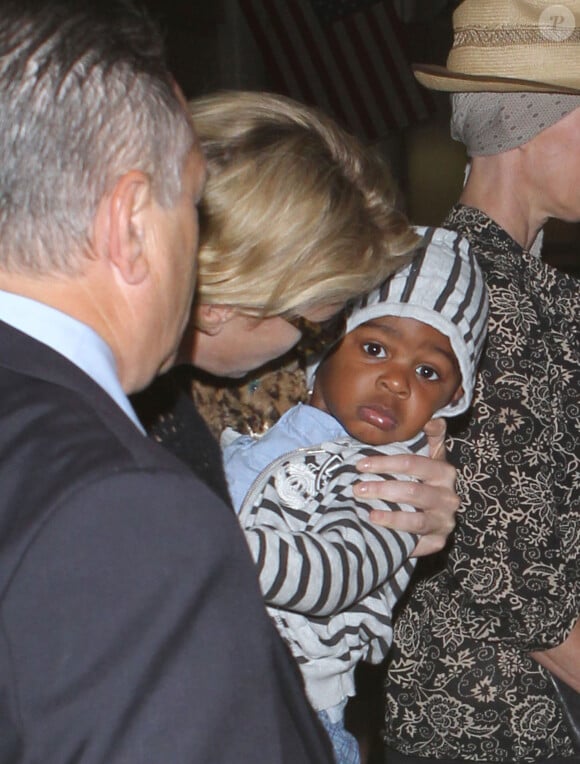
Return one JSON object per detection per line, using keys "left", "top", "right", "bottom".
{"left": 238, "top": 0, "right": 435, "bottom": 143}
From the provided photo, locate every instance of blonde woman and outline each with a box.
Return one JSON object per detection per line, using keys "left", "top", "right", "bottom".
{"left": 135, "top": 90, "right": 458, "bottom": 557}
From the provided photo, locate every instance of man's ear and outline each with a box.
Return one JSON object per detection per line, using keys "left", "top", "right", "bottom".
{"left": 96, "top": 170, "right": 152, "bottom": 285}
{"left": 195, "top": 303, "right": 236, "bottom": 335}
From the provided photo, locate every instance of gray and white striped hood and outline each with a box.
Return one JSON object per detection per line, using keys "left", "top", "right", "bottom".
{"left": 310, "top": 226, "right": 489, "bottom": 418}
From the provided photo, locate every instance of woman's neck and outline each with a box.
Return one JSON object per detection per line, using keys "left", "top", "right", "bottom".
{"left": 459, "top": 153, "right": 545, "bottom": 251}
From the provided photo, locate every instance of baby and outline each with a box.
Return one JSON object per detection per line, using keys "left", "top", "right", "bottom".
{"left": 223, "top": 226, "right": 489, "bottom": 764}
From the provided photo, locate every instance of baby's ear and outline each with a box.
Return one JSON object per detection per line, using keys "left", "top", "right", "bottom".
{"left": 451, "top": 385, "right": 464, "bottom": 403}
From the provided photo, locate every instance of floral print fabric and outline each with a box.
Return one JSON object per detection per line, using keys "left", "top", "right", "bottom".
{"left": 384, "top": 205, "right": 580, "bottom": 762}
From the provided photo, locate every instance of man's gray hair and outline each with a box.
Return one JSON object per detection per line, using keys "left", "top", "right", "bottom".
{"left": 0, "top": 0, "right": 194, "bottom": 274}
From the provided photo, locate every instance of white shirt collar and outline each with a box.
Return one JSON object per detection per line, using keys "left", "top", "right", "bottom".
{"left": 0, "top": 290, "right": 145, "bottom": 433}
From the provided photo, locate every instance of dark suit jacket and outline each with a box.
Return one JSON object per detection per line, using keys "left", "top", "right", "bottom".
{"left": 0, "top": 320, "right": 333, "bottom": 763}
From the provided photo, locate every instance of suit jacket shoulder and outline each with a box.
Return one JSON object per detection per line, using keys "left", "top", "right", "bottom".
{"left": 0, "top": 322, "right": 333, "bottom": 764}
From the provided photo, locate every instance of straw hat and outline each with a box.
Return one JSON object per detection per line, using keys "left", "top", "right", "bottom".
{"left": 414, "top": 0, "right": 580, "bottom": 93}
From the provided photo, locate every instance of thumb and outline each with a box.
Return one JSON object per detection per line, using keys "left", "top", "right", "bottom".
{"left": 424, "top": 418, "right": 447, "bottom": 460}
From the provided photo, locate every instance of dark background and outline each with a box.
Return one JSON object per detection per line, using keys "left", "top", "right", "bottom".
{"left": 140, "top": 0, "right": 579, "bottom": 276}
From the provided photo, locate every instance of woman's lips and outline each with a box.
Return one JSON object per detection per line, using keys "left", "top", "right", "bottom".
{"left": 357, "top": 405, "right": 397, "bottom": 431}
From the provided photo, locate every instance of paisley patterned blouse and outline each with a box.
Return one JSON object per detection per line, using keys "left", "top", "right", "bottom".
{"left": 384, "top": 205, "right": 580, "bottom": 762}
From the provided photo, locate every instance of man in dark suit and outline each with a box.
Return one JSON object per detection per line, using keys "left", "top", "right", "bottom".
{"left": 0, "top": 1, "right": 333, "bottom": 761}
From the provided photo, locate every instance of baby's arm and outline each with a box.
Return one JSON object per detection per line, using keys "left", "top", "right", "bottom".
{"left": 240, "top": 451, "right": 418, "bottom": 617}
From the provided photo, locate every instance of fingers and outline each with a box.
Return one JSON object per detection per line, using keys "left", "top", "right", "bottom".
{"left": 356, "top": 452, "right": 457, "bottom": 491}
{"left": 369, "top": 507, "right": 454, "bottom": 557}
{"left": 355, "top": 476, "right": 458, "bottom": 514}
{"left": 355, "top": 450, "right": 459, "bottom": 555}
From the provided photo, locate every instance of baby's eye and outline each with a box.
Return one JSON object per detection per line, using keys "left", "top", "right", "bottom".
{"left": 362, "top": 341, "right": 386, "bottom": 358}
{"left": 416, "top": 364, "right": 440, "bottom": 381}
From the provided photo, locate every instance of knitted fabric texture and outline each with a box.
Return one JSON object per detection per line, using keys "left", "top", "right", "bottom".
{"left": 341, "top": 226, "right": 488, "bottom": 418}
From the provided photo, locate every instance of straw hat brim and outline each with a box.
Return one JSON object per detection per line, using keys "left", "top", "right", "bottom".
{"left": 413, "top": 64, "right": 580, "bottom": 95}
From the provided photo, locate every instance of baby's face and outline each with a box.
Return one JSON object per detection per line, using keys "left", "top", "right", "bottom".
{"left": 310, "top": 316, "right": 463, "bottom": 445}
